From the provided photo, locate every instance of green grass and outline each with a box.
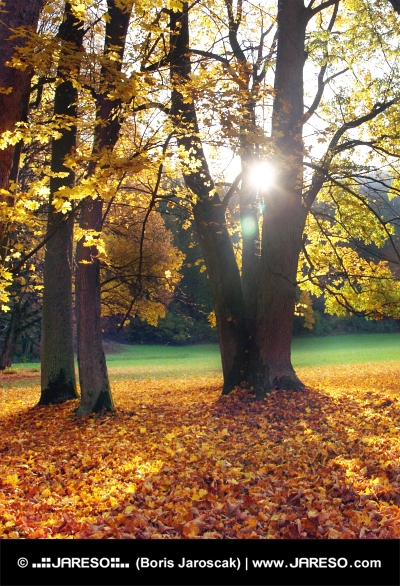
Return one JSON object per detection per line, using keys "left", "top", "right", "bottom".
{"left": 292, "top": 333, "right": 400, "bottom": 368}
{"left": 106, "top": 343, "right": 222, "bottom": 380}
{"left": 6, "top": 333, "right": 400, "bottom": 383}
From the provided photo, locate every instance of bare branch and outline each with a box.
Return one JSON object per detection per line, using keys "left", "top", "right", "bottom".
{"left": 308, "top": 0, "right": 342, "bottom": 19}
{"left": 302, "top": 1, "right": 340, "bottom": 123}
{"left": 222, "top": 171, "right": 242, "bottom": 210}
{"left": 190, "top": 48, "right": 230, "bottom": 67}
{"left": 328, "top": 100, "right": 397, "bottom": 154}
{"left": 304, "top": 162, "right": 400, "bottom": 265}
{"left": 303, "top": 100, "right": 397, "bottom": 209}
{"left": 225, "top": 0, "right": 247, "bottom": 65}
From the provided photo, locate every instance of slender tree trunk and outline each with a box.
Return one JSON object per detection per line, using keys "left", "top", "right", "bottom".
{"left": 249, "top": 0, "right": 308, "bottom": 397}
{"left": 0, "top": 304, "right": 21, "bottom": 369}
{"left": 225, "top": 2, "right": 261, "bottom": 336}
{"left": 0, "top": 0, "right": 43, "bottom": 259}
{"left": 75, "top": 0, "right": 132, "bottom": 415}
{"left": 169, "top": 6, "right": 249, "bottom": 393}
{"left": 39, "top": 3, "right": 84, "bottom": 405}
{"left": 193, "top": 198, "right": 249, "bottom": 393}
{"left": 76, "top": 198, "right": 113, "bottom": 415}
{"left": 240, "top": 138, "right": 261, "bottom": 333}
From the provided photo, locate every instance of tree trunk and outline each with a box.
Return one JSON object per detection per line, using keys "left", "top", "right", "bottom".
{"left": 169, "top": 6, "right": 249, "bottom": 393}
{"left": 0, "top": 0, "right": 43, "bottom": 259}
{"left": 240, "top": 145, "right": 261, "bottom": 334}
{"left": 39, "top": 3, "right": 84, "bottom": 405}
{"left": 75, "top": 199, "right": 113, "bottom": 415}
{"left": 193, "top": 198, "right": 249, "bottom": 393}
{"left": 0, "top": 305, "right": 21, "bottom": 369}
{"left": 249, "top": 0, "right": 308, "bottom": 397}
{"left": 388, "top": 0, "right": 400, "bottom": 14}
{"left": 75, "top": 0, "right": 131, "bottom": 415}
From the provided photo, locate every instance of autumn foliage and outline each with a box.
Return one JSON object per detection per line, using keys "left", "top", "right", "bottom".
{"left": 1, "top": 362, "right": 400, "bottom": 539}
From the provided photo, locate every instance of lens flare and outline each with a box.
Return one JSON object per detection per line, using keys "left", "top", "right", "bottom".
{"left": 241, "top": 216, "right": 257, "bottom": 237}
{"left": 250, "top": 161, "right": 274, "bottom": 188}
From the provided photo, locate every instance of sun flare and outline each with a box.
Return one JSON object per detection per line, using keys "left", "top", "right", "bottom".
{"left": 250, "top": 161, "right": 275, "bottom": 189}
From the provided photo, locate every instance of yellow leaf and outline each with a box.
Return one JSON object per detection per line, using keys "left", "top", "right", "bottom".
{"left": 6, "top": 474, "right": 19, "bottom": 487}
{"left": 191, "top": 488, "right": 208, "bottom": 501}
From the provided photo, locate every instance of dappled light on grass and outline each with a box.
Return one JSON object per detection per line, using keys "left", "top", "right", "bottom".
{"left": 1, "top": 364, "right": 400, "bottom": 539}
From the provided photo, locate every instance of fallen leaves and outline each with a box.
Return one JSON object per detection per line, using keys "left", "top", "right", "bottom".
{"left": 0, "top": 362, "right": 400, "bottom": 539}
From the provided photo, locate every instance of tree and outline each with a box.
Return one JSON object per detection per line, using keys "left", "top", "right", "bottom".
{"left": 0, "top": 267, "right": 41, "bottom": 369}
{"left": 39, "top": 1, "right": 84, "bottom": 405}
{"left": 0, "top": 0, "right": 43, "bottom": 307}
{"left": 3, "top": 0, "right": 400, "bottom": 407}
{"left": 169, "top": 5, "right": 249, "bottom": 394}
{"left": 16, "top": 0, "right": 180, "bottom": 414}
{"left": 100, "top": 204, "right": 183, "bottom": 327}
{"left": 166, "top": 0, "right": 400, "bottom": 396}
{"left": 74, "top": 0, "right": 134, "bottom": 415}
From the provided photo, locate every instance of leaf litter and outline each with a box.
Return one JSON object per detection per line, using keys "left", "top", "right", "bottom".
{"left": 1, "top": 361, "right": 400, "bottom": 539}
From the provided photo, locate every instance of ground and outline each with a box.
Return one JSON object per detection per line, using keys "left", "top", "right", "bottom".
{"left": 1, "top": 356, "right": 400, "bottom": 539}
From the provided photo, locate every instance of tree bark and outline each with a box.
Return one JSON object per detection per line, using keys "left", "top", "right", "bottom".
{"left": 249, "top": 0, "right": 308, "bottom": 397}
{"left": 388, "top": 0, "right": 400, "bottom": 14}
{"left": 0, "top": 304, "right": 21, "bottom": 369}
{"left": 39, "top": 3, "right": 84, "bottom": 405}
{"left": 76, "top": 199, "right": 113, "bottom": 415}
{"left": 0, "top": 0, "right": 43, "bottom": 259}
{"left": 239, "top": 122, "right": 261, "bottom": 334}
{"left": 75, "top": 0, "right": 132, "bottom": 416}
{"left": 193, "top": 198, "right": 249, "bottom": 393}
{"left": 225, "top": 5, "right": 261, "bottom": 333}
{"left": 169, "top": 6, "right": 249, "bottom": 393}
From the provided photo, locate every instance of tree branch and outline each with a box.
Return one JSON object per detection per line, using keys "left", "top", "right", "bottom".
{"left": 221, "top": 171, "right": 242, "bottom": 210}
{"left": 328, "top": 100, "right": 397, "bottom": 153}
{"left": 190, "top": 48, "right": 230, "bottom": 67}
{"left": 302, "top": 1, "right": 340, "bottom": 123}
{"left": 308, "top": 0, "right": 342, "bottom": 19}
{"left": 303, "top": 100, "right": 397, "bottom": 209}
{"left": 304, "top": 162, "right": 400, "bottom": 265}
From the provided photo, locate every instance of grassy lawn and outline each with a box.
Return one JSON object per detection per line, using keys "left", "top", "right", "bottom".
{"left": 6, "top": 333, "right": 400, "bottom": 384}
{"left": 292, "top": 332, "right": 400, "bottom": 367}
{"left": 106, "top": 343, "right": 222, "bottom": 380}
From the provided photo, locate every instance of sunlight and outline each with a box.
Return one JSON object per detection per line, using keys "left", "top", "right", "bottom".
{"left": 250, "top": 161, "right": 275, "bottom": 189}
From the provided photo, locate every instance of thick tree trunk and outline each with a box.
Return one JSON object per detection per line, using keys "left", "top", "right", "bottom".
{"left": 40, "top": 213, "right": 77, "bottom": 404}
{"left": 39, "top": 3, "right": 84, "bottom": 405}
{"left": 249, "top": 0, "right": 308, "bottom": 397}
{"left": 0, "top": 0, "right": 43, "bottom": 258}
{"left": 250, "top": 197, "right": 305, "bottom": 396}
{"left": 169, "top": 6, "right": 248, "bottom": 393}
{"left": 75, "top": 0, "right": 131, "bottom": 415}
